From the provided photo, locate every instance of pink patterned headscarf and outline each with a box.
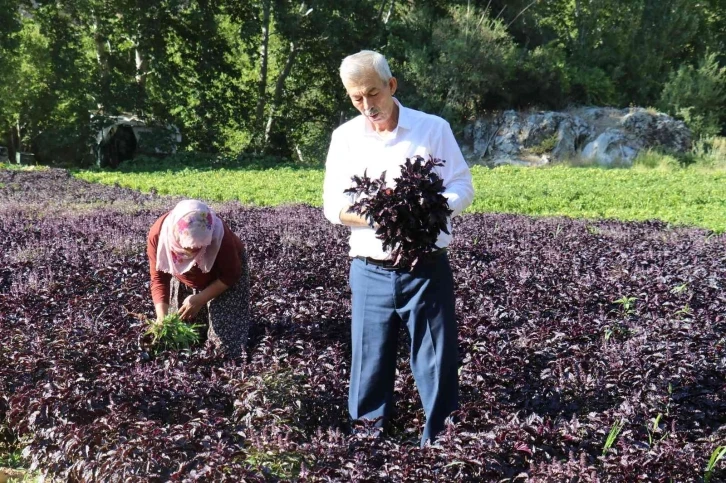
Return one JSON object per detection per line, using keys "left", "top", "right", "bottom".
{"left": 156, "top": 200, "right": 224, "bottom": 276}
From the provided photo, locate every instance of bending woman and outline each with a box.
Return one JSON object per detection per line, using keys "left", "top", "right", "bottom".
{"left": 147, "top": 199, "right": 250, "bottom": 356}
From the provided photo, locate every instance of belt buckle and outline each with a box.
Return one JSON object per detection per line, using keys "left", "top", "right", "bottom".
{"left": 367, "top": 257, "right": 394, "bottom": 268}
{"left": 355, "top": 256, "right": 393, "bottom": 268}
{"left": 357, "top": 248, "right": 447, "bottom": 269}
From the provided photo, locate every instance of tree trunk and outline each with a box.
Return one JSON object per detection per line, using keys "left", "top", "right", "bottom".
{"left": 135, "top": 30, "right": 148, "bottom": 114}
{"left": 93, "top": 13, "right": 110, "bottom": 112}
{"left": 294, "top": 143, "right": 305, "bottom": 163}
{"left": 263, "top": 41, "right": 299, "bottom": 151}
{"left": 377, "top": 0, "right": 387, "bottom": 21}
{"left": 384, "top": 0, "right": 395, "bottom": 24}
{"left": 574, "top": 0, "right": 584, "bottom": 53}
{"left": 10, "top": 118, "right": 20, "bottom": 160}
{"left": 135, "top": 44, "right": 147, "bottom": 88}
{"left": 254, "top": 0, "right": 271, "bottom": 128}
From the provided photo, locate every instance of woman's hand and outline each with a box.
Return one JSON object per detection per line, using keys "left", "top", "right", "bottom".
{"left": 178, "top": 294, "right": 205, "bottom": 321}
{"left": 176, "top": 280, "right": 229, "bottom": 321}
{"left": 155, "top": 303, "right": 169, "bottom": 323}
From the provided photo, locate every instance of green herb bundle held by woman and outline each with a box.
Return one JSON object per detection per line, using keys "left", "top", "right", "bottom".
{"left": 147, "top": 200, "right": 250, "bottom": 357}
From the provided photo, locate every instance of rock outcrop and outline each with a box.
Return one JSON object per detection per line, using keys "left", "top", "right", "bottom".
{"left": 461, "top": 107, "right": 692, "bottom": 167}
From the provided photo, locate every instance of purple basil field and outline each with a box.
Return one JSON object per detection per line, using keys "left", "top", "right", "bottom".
{"left": 1, "top": 168, "right": 725, "bottom": 482}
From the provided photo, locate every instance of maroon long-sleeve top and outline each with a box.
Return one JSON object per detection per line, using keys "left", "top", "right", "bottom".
{"left": 147, "top": 212, "right": 245, "bottom": 305}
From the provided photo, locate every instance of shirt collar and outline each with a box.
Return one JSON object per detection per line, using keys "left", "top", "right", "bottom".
{"left": 362, "top": 98, "right": 410, "bottom": 138}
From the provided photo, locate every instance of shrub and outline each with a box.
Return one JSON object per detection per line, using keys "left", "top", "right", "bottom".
{"left": 659, "top": 53, "right": 726, "bottom": 138}
{"left": 529, "top": 133, "right": 559, "bottom": 156}
{"left": 631, "top": 149, "right": 684, "bottom": 170}
{"left": 691, "top": 135, "right": 726, "bottom": 169}
{"left": 507, "top": 43, "right": 572, "bottom": 109}
{"left": 568, "top": 65, "right": 617, "bottom": 106}
{"left": 31, "top": 124, "right": 97, "bottom": 168}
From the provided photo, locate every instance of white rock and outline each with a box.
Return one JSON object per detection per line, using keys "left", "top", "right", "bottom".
{"left": 460, "top": 107, "right": 691, "bottom": 167}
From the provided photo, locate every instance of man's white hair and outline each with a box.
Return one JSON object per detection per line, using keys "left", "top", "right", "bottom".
{"left": 340, "top": 50, "right": 393, "bottom": 84}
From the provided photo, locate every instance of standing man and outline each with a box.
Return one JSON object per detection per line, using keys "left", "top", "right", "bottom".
{"left": 323, "top": 50, "right": 474, "bottom": 446}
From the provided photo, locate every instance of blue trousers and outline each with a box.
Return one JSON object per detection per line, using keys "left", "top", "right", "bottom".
{"left": 348, "top": 252, "right": 459, "bottom": 446}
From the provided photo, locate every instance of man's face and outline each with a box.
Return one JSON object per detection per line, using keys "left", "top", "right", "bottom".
{"left": 343, "top": 70, "right": 398, "bottom": 132}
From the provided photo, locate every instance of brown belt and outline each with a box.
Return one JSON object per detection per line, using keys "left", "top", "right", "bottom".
{"left": 355, "top": 248, "right": 448, "bottom": 269}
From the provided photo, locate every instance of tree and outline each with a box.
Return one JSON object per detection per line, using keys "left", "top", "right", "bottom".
{"left": 384, "top": 3, "right": 516, "bottom": 132}
{"left": 231, "top": 0, "right": 384, "bottom": 158}
{"left": 660, "top": 53, "right": 726, "bottom": 138}
{"left": 0, "top": 0, "right": 23, "bottom": 156}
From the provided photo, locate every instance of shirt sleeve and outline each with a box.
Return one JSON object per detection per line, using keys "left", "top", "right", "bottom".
{"left": 436, "top": 121, "right": 474, "bottom": 217}
{"left": 323, "top": 129, "right": 352, "bottom": 224}
{"left": 214, "top": 224, "right": 244, "bottom": 288}
{"left": 147, "top": 216, "right": 172, "bottom": 305}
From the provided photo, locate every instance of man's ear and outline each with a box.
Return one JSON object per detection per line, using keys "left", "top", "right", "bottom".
{"left": 389, "top": 77, "right": 398, "bottom": 96}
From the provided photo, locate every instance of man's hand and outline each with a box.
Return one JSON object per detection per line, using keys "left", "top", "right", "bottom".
{"left": 343, "top": 187, "right": 393, "bottom": 229}
{"left": 339, "top": 205, "right": 372, "bottom": 228}
{"left": 178, "top": 294, "right": 205, "bottom": 321}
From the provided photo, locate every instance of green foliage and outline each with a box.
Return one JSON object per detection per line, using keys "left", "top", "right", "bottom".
{"left": 613, "top": 296, "right": 638, "bottom": 315}
{"left": 0, "top": 163, "right": 47, "bottom": 171}
{"left": 0, "top": 0, "right": 22, "bottom": 129}
{"left": 630, "top": 135, "right": 726, "bottom": 170}
{"left": 468, "top": 165, "right": 726, "bottom": 233}
{"left": 392, "top": 4, "right": 516, "bottom": 129}
{"left": 74, "top": 153, "right": 324, "bottom": 206}
{"left": 671, "top": 283, "right": 689, "bottom": 295}
{"left": 33, "top": 125, "right": 97, "bottom": 167}
{"left": 530, "top": 0, "right": 704, "bottom": 106}
{"left": 71, "top": 158, "right": 726, "bottom": 233}
{"left": 0, "top": 0, "right": 384, "bottom": 164}
{"left": 119, "top": 152, "right": 301, "bottom": 171}
{"left": 569, "top": 66, "right": 617, "bottom": 106}
{"left": 0, "top": 444, "right": 24, "bottom": 469}
{"left": 507, "top": 42, "right": 572, "bottom": 109}
{"left": 244, "top": 446, "right": 307, "bottom": 479}
{"left": 0, "top": 5, "right": 96, "bottom": 164}
{"left": 603, "top": 322, "right": 632, "bottom": 343}
{"left": 646, "top": 413, "right": 668, "bottom": 447}
{"left": 689, "top": 136, "right": 726, "bottom": 169}
{"left": 0, "top": 0, "right": 21, "bottom": 50}
{"left": 632, "top": 150, "right": 685, "bottom": 170}
{"left": 528, "top": 133, "right": 559, "bottom": 156}
{"left": 133, "top": 127, "right": 179, "bottom": 156}
{"left": 145, "top": 314, "right": 202, "bottom": 352}
{"left": 4, "top": 0, "right": 726, "bottom": 165}
{"left": 602, "top": 419, "right": 625, "bottom": 456}
{"left": 705, "top": 446, "right": 726, "bottom": 483}
{"left": 659, "top": 53, "right": 726, "bottom": 138}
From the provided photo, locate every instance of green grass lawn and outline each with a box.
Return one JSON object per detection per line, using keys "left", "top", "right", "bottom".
{"left": 70, "top": 158, "right": 726, "bottom": 233}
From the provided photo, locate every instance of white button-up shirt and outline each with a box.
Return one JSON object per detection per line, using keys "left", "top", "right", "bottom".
{"left": 323, "top": 99, "right": 474, "bottom": 259}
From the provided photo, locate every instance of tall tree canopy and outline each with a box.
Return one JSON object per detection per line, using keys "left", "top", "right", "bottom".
{"left": 2, "top": 0, "right": 725, "bottom": 164}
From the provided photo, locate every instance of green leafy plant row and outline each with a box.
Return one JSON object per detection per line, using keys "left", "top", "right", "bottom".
{"left": 73, "top": 163, "right": 726, "bottom": 233}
